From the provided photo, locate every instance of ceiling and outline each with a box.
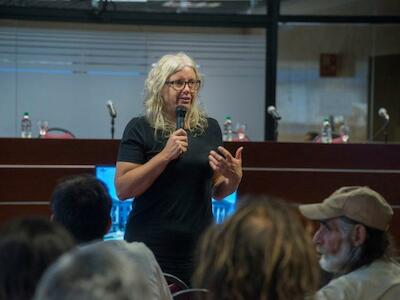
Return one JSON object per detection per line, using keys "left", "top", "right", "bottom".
{"left": 0, "top": 0, "right": 267, "bottom": 15}
{"left": 0, "top": 0, "right": 397, "bottom": 27}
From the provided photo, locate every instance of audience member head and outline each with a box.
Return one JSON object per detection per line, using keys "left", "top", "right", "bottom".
{"left": 34, "top": 242, "right": 152, "bottom": 300}
{"left": 82, "top": 240, "right": 173, "bottom": 300}
{"left": 50, "top": 174, "right": 112, "bottom": 243}
{"left": 193, "top": 196, "right": 319, "bottom": 300}
{"left": 0, "top": 217, "right": 75, "bottom": 300}
{"left": 299, "top": 186, "right": 395, "bottom": 275}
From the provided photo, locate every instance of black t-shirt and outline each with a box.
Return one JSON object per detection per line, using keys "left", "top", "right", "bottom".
{"left": 117, "top": 116, "right": 222, "bottom": 282}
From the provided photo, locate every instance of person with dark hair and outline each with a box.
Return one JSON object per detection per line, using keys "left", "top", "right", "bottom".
{"left": 299, "top": 186, "right": 400, "bottom": 300}
{"left": 115, "top": 52, "right": 243, "bottom": 284}
{"left": 193, "top": 196, "right": 320, "bottom": 300}
{"left": 34, "top": 241, "right": 152, "bottom": 300}
{"left": 50, "top": 174, "right": 112, "bottom": 243}
{"left": 50, "top": 174, "right": 172, "bottom": 300}
{"left": 0, "top": 217, "right": 75, "bottom": 300}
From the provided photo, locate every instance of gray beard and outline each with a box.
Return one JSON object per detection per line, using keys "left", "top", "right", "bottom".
{"left": 319, "top": 241, "right": 352, "bottom": 274}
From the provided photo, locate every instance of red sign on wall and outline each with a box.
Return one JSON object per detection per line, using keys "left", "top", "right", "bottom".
{"left": 320, "top": 53, "right": 339, "bottom": 77}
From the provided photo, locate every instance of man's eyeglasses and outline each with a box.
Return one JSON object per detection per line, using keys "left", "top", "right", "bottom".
{"left": 165, "top": 79, "right": 201, "bottom": 91}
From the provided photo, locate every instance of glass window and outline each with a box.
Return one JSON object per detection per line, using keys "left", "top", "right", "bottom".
{"left": 277, "top": 24, "right": 400, "bottom": 143}
{"left": 281, "top": 0, "right": 400, "bottom": 16}
{"left": 0, "top": 0, "right": 267, "bottom": 15}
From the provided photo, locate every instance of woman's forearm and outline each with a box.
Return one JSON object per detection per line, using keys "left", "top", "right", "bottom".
{"left": 212, "top": 175, "right": 241, "bottom": 201}
{"left": 115, "top": 153, "right": 170, "bottom": 199}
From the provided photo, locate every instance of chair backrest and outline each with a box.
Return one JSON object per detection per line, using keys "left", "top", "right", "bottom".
{"left": 172, "top": 288, "right": 209, "bottom": 300}
{"left": 41, "top": 128, "right": 75, "bottom": 139}
{"left": 164, "top": 273, "right": 189, "bottom": 295}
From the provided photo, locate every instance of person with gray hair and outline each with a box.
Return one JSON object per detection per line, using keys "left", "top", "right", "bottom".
{"left": 115, "top": 52, "right": 243, "bottom": 284}
{"left": 299, "top": 186, "right": 400, "bottom": 300}
{"left": 34, "top": 241, "right": 153, "bottom": 300}
{"left": 89, "top": 240, "right": 172, "bottom": 300}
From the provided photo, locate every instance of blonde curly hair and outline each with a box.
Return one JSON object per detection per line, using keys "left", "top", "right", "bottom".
{"left": 193, "top": 196, "right": 319, "bottom": 300}
{"left": 144, "top": 52, "right": 208, "bottom": 137}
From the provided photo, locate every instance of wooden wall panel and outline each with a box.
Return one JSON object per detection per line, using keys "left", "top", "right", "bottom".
{"left": 239, "top": 170, "right": 400, "bottom": 205}
{"left": 224, "top": 142, "right": 400, "bottom": 170}
{"left": 0, "top": 204, "right": 51, "bottom": 224}
{"left": 0, "top": 167, "right": 95, "bottom": 201}
{"left": 0, "top": 138, "right": 119, "bottom": 165}
{"left": 391, "top": 208, "right": 400, "bottom": 243}
{"left": 1, "top": 139, "right": 399, "bottom": 244}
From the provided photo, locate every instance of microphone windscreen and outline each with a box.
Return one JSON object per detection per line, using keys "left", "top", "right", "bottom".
{"left": 378, "top": 107, "right": 387, "bottom": 117}
{"left": 267, "top": 105, "right": 281, "bottom": 120}
{"left": 106, "top": 100, "right": 117, "bottom": 118}
{"left": 267, "top": 105, "right": 276, "bottom": 114}
{"left": 378, "top": 107, "right": 389, "bottom": 121}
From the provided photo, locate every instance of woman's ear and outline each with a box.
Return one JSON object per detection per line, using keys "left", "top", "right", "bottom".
{"left": 351, "top": 224, "right": 367, "bottom": 247}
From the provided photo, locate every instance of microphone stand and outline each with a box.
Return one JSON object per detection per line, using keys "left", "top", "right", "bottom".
{"left": 110, "top": 116, "right": 115, "bottom": 139}
{"left": 273, "top": 119, "right": 279, "bottom": 141}
{"left": 371, "top": 119, "right": 389, "bottom": 143}
{"left": 383, "top": 121, "right": 389, "bottom": 144}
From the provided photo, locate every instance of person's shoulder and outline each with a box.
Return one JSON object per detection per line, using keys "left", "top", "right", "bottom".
{"left": 206, "top": 117, "right": 220, "bottom": 128}
{"left": 100, "top": 240, "right": 155, "bottom": 261}
{"left": 315, "top": 276, "right": 353, "bottom": 300}
{"left": 316, "top": 263, "right": 386, "bottom": 299}
{"left": 207, "top": 117, "right": 218, "bottom": 124}
{"left": 126, "top": 115, "right": 148, "bottom": 127}
{"left": 117, "top": 241, "right": 155, "bottom": 259}
{"left": 124, "top": 116, "right": 152, "bottom": 133}
{"left": 123, "top": 241, "right": 151, "bottom": 253}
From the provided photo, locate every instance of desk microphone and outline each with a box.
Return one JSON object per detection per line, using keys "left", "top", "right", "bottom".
{"left": 106, "top": 100, "right": 117, "bottom": 118}
{"left": 378, "top": 107, "right": 389, "bottom": 122}
{"left": 267, "top": 105, "right": 282, "bottom": 121}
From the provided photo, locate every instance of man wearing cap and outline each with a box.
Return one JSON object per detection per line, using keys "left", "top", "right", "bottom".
{"left": 299, "top": 186, "right": 400, "bottom": 300}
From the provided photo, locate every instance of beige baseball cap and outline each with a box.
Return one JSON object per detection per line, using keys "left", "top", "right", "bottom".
{"left": 299, "top": 186, "right": 393, "bottom": 231}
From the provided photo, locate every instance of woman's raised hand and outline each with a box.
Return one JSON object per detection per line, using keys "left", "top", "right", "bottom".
{"left": 209, "top": 146, "right": 243, "bottom": 184}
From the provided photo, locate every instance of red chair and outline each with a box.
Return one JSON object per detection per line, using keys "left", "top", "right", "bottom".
{"left": 41, "top": 128, "right": 75, "bottom": 139}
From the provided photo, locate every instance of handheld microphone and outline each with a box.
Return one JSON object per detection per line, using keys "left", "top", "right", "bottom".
{"left": 176, "top": 106, "right": 187, "bottom": 129}
{"left": 267, "top": 105, "right": 282, "bottom": 121}
{"left": 378, "top": 107, "right": 389, "bottom": 122}
{"left": 106, "top": 100, "right": 117, "bottom": 118}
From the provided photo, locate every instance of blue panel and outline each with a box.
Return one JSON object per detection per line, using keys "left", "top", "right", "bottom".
{"left": 96, "top": 165, "right": 237, "bottom": 240}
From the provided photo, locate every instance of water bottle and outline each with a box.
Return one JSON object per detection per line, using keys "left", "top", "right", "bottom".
{"left": 321, "top": 118, "right": 332, "bottom": 144}
{"left": 339, "top": 123, "right": 350, "bottom": 143}
{"left": 223, "top": 116, "right": 233, "bottom": 142}
{"left": 236, "top": 122, "right": 247, "bottom": 141}
{"left": 21, "top": 112, "right": 32, "bottom": 138}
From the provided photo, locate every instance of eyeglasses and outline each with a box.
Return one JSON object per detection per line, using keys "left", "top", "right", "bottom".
{"left": 165, "top": 79, "right": 201, "bottom": 91}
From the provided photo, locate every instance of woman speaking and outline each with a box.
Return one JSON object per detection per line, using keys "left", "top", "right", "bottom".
{"left": 115, "top": 52, "right": 243, "bottom": 284}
